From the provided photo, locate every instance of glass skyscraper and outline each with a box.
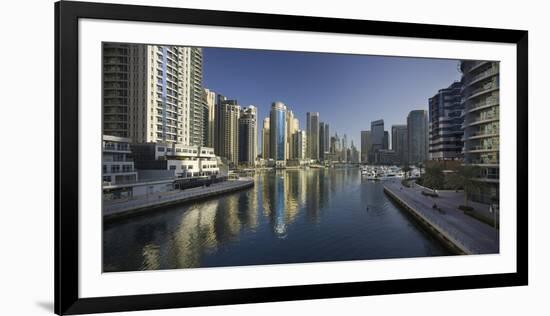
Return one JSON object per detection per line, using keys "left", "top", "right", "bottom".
{"left": 407, "top": 110, "right": 429, "bottom": 164}
{"left": 306, "top": 112, "right": 320, "bottom": 161}
{"left": 270, "top": 102, "right": 287, "bottom": 166}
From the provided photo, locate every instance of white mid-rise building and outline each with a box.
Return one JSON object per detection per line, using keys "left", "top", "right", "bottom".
{"left": 132, "top": 142, "right": 219, "bottom": 178}
{"left": 102, "top": 135, "right": 138, "bottom": 185}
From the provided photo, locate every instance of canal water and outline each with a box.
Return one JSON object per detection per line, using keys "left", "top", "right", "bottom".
{"left": 103, "top": 168, "right": 451, "bottom": 272}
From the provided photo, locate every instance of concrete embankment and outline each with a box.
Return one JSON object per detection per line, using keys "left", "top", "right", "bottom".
{"left": 384, "top": 185, "right": 472, "bottom": 255}
{"left": 104, "top": 179, "right": 254, "bottom": 221}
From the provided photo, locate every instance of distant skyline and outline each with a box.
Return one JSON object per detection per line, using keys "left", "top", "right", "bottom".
{"left": 203, "top": 47, "right": 461, "bottom": 150}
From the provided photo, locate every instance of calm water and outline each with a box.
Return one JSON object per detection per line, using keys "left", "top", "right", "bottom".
{"left": 103, "top": 168, "right": 451, "bottom": 272}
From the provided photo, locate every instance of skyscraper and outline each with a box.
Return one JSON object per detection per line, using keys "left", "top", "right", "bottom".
{"left": 370, "top": 119, "right": 385, "bottom": 162}
{"left": 429, "top": 81, "right": 464, "bottom": 160}
{"left": 360, "top": 130, "right": 371, "bottom": 163}
{"left": 239, "top": 106, "right": 258, "bottom": 166}
{"left": 286, "top": 110, "right": 299, "bottom": 160}
{"left": 215, "top": 96, "right": 240, "bottom": 166}
{"left": 204, "top": 88, "right": 216, "bottom": 148}
{"left": 342, "top": 134, "right": 348, "bottom": 162}
{"left": 214, "top": 94, "right": 226, "bottom": 156}
{"left": 262, "top": 117, "right": 270, "bottom": 159}
{"left": 391, "top": 125, "right": 408, "bottom": 165}
{"left": 460, "top": 60, "right": 500, "bottom": 202}
{"left": 332, "top": 133, "right": 343, "bottom": 162}
{"left": 270, "top": 102, "right": 287, "bottom": 166}
{"left": 102, "top": 43, "right": 192, "bottom": 145}
{"left": 350, "top": 141, "right": 360, "bottom": 163}
{"left": 319, "top": 122, "right": 326, "bottom": 161}
{"left": 407, "top": 110, "right": 429, "bottom": 164}
{"left": 306, "top": 112, "right": 320, "bottom": 161}
{"left": 189, "top": 48, "right": 207, "bottom": 146}
{"left": 383, "top": 131, "right": 389, "bottom": 150}
{"left": 293, "top": 130, "right": 307, "bottom": 160}
{"left": 323, "top": 123, "right": 330, "bottom": 159}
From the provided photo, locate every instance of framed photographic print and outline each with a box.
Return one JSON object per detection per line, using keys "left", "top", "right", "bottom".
{"left": 55, "top": 0, "right": 528, "bottom": 314}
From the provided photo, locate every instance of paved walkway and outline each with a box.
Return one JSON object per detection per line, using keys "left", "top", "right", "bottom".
{"left": 384, "top": 180, "right": 499, "bottom": 254}
{"left": 103, "top": 178, "right": 254, "bottom": 219}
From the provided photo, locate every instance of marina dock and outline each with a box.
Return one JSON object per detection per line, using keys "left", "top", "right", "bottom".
{"left": 103, "top": 178, "right": 254, "bottom": 221}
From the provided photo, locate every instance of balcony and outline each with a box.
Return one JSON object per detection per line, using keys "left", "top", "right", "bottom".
{"left": 465, "top": 111, "right": 499, "bottom": 127}
{"left": 463, "top": 145, "right": 498, "bottom": 153}
{"left": 103, "top": 144, "right": 131, "bottom": 153}
{"left": 466, "top": 67, "right": 498, "bottom": 86}
{"left": 467, "top": 158, "right": 499, "bottom": 165}
{"left": 103, "top": 66, "right": 128, "bottom": 73}
{"left": 466, "top": 97, "right": 499, "bottom": 113}
{"left": 466, "top": 81, "right": 499, "bottom": 100}
{"left": 464, "top": 61, "right": 489, "bottom": 73}
{"left": 465, "top": 131, "right": 499, "bottom": 140}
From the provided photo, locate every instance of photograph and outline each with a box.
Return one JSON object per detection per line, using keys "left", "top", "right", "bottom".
{"left": 101, "top": 43, "right": 500, "bottom": 272}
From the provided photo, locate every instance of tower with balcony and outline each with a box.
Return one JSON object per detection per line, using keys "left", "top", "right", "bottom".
{"left": 429, "top": 81, "right": 464, "bottom": 160}
{"left": 460, "top": 60, "right": 500, "bottom": 203}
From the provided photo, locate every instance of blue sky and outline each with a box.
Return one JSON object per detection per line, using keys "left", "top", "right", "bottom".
{"left": 203, "top": 47, "right": 461, "bottom": 149}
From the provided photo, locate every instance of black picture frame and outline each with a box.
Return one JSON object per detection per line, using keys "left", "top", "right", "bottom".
{"left": 55, "top": 1, "right": 528, "bottom": 314}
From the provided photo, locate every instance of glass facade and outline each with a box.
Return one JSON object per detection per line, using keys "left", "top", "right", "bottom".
{"left": 275, "top": 110, "right": 286, "bottom": 161}
{"left": 270, "top": 102, "right": 287, "bottom": 162}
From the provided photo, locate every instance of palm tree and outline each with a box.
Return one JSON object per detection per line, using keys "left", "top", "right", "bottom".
{"left": 447, "top": 165, "right": 485, "bottom": 207}
{"left": 416, "top": 162, "right": 424, "bottom": 175}
{"left": 402, "top": 165, "right": 412, "bottom": 179}
{"left": 423, "top": 164, "right": 444, "bottom": 190}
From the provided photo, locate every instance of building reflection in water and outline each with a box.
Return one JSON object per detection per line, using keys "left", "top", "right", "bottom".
{"left": 141, "top": 243, "right": 160, "bottom": 270}
{"left": 169, "top": 200, "right": 219, "bottom": 268}
{"left": 103, "top": 168, "right": 450, "bottom": 272}
{"left": 106, "top": 169, "right": 345, "bottom": 271}
{"left": 259, "top": 169, "right": 333, "bottom": 235}
{"left": 272, "top": 171, "right": 287, "bottom": 237}
{"left": 305, "top": 170, "right": 321, "bottom": 223}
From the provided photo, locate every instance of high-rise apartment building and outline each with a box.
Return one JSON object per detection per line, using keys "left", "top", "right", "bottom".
{"left": 429, "top": 81, "right": 464, "bottom": 160}
{"left": 103, "top": 43, "right": 130, "bottom": 138}
{"left": 460, "top": 60, "right": 500, "bottom": 202}
{"left": 238, "top": 106, "right": 258, "bottom": 166}
{"left": 214, "top": 96, "right": 240, "bottom": 166}
{"left": 214, "top": 94, "right": 226, "bottom": 156}
{"left": 262, "top": 117, "right": 270, "bottom": 159}
{"left": 204, "top": 88, "right": 216, "bottom": 148}
{"left": 189, "top": 48, "right": 207, "bottom": 146}
{"left": 293, "top": 130, "right": 307, "bottom": 160}
{"left": 319, "top": 122, "right": 326, "bottom": 161}
{"left": 270, "top": 102, "right": 288, "bottom": 166}
{"left": 370, "top": 120, "right": 384, "bottom": 149}
{"left": 102, "top": 43, "right": 192, "bottom": 145}
{"left": 360, "top": 130, "right": 371, "bottom": 163}
{"left": 286, "top": 110, "right": 299, "bottom": 160}
{"left": 306, "top": 112, "right": 320, "bottom": 161}
{"left": 323, "top": 123, "right": 330, "bottom": 159}
{"left": 407, "top": 110, "right": 429, "bottom": 164}
{"left": 391, "top": 125, "right": 408, "bottom": 165}
{"left": 383, "top": 131, "right": 389, "bottom": 150}
{"left": 369, "top": 119, "right": 385, "bottom": 162}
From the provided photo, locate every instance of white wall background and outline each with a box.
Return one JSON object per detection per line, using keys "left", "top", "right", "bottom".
{"left": 0, "top": 0, "right": 546, "bottom": 315}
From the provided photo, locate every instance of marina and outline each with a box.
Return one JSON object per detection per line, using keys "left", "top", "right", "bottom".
{"left": 103, "top": 168, "right": 452, "bottom": 272}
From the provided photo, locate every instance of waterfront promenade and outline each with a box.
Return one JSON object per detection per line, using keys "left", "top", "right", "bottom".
{"left": 384, "top": 181, "right": 499, "bottom": 255}
{"left": 103, "top": 178, "right": 254, "bottom": 220}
